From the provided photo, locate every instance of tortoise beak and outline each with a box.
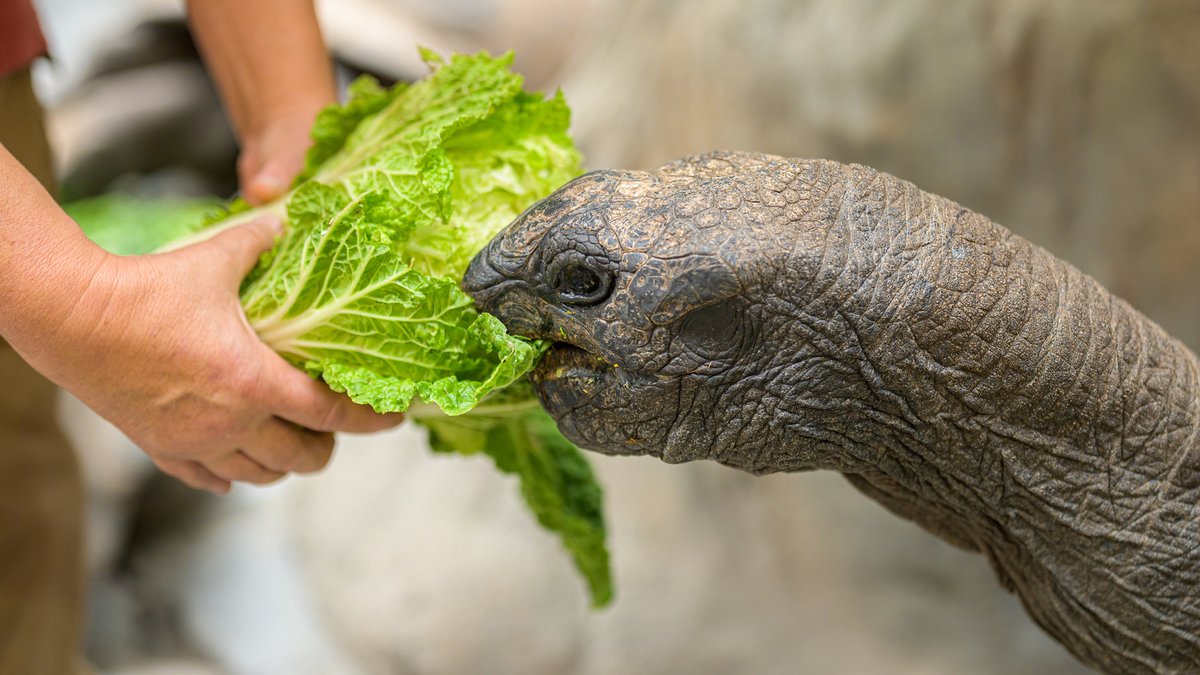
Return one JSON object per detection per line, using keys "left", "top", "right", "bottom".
{"left": 463, "top": 247, "right": 509, "bottom": 311}
{"left": 463, "top": 243, "right": 550, "bottom": 339}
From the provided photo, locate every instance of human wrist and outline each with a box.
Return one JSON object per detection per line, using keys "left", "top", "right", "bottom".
{"left": 238, "top": 94, "right": 330, "bottom": 204}
{"left": 242, "top": 90, "right": 332, "bottom": 142}
{"left": 0, "top": 221, "right": 113, "bottom": 361}
{"left": 187, "top": 0, "right": 334, "bottom": 145}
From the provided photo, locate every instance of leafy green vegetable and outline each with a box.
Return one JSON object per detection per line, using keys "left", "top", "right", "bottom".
{"left": 68, "top": 51, "right": 611, "bottom": 607}
{"left": 63, "top": 194, "right": 220, "bottom": 255}
{"left": 416, "top": 382, "right": 612, "bottom": 606}
{"left": 239, "top": 182, "right": 546, "bottom": 416}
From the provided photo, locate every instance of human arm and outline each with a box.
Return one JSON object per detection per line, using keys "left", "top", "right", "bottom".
{"left": 0, "top": 145, "right": 400, "bottom": 493}
{"left": 186, "top": 0, "right": 336, "bottom": 205}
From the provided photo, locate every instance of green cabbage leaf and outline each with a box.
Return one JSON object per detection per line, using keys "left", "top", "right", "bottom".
{"left": 67, "top": 51, "right": 612, "bottom": 607}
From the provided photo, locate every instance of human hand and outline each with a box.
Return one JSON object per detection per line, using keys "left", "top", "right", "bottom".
{"left": 24, "top": 216, "right": 402, "bottom": 494}
{"left": 185, "top": 0, "right": 336, "bottom": 206}
{"left": 238, "top": 101, "right": 327, "bottom": 205}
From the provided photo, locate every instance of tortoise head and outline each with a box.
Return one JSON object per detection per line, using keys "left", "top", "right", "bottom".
{"left": 464, "top": 153, "right": 831, "bottom": 467}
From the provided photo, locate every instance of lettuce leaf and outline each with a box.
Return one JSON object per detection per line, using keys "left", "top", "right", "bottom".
{"left": 239, "top": 182, "right": 545, "bottom": 415}
{"left": 415, "top": 382, "right": 612, "bottom": 607}
{"left": 63, "top": 194, "right": 220, "bottom": 255}
{"left": 68, "top": 51, "right": 611, "bottom": 607}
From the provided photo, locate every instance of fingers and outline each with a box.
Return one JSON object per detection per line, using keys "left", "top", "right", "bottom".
{"left": 243, "top": 159, "right": 295, "bottom": 205}
{"left": 263, "top": 351, "right": 405, "bottom": 433}
{"left": 205, "top": 215, "right": 285, "bottom": 281}
{"left": 152, "top": 421, "right": 332, "bottom": 492}
{"left": 238, "top": 106, "right": 322, "bottom": 205}
{"left": 155, "top": 457, "right": 231, "bottom": 495}
{"left": 206, "top": 451, "right": 287, "bottom": 485}
{"left": 242, "top": 418, "right": 335, "bottom": 474}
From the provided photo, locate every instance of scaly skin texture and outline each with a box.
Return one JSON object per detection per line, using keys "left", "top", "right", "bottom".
{"left": 464, "top": 152, "right": 1200, "bottom": 674}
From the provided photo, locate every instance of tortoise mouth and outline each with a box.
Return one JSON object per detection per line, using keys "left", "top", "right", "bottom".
{"left": 533, "top": 342, "right": 612, "bottom": 383}
{"left": 530, "top": 342, "right": 616, "bottom": 414}
{"left": 531, "top": 341, "right": 668, "bottom": 457}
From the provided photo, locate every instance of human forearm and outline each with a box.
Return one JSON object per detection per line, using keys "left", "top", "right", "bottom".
{"left": 187, "top": 0, "right": 336, "bottom": 204}
{"left": 0, "top": 144, "right": 108, "bottom": 360}
{"left": 186, "top": 0, "right": 334, "bottom": 142}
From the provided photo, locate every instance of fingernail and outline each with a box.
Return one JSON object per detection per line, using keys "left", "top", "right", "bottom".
{"left": 256, "top": 171, "right": 287, "bottom": 193}
{"left": 263, "top": 216, "right": 284, "bottom": 236}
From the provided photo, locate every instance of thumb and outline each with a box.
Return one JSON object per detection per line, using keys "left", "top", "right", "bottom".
{"left": 205, "top": 216, "right": 284, "bottom": 281}
{"left": 244, "top": 161, "right": 296, "bottom": 205}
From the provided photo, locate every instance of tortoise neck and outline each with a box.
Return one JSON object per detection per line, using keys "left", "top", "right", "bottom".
{"left": 800, "top": 174, "right": 1200, "bottom": 672}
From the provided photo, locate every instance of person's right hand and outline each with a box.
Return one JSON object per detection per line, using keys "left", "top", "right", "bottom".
{"left": 17, "top": 216, "right": 402, "bottom": 494}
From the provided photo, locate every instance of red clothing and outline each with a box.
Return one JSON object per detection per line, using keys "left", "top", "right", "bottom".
{"left": 0, "top": 0, "right": 47, "bottom": 76}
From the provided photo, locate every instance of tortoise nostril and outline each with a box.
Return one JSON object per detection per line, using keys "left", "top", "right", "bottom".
{"left": 482, "top": 289, "right": 546, "bottom": 339}
{"left": 463, "top": 251, "right": 524, "bottom": 321}
{"left": 463, "top": 249, "right": 506, "bottom": 296}
{"left": 462, "top": 248, "right": 545, "bottom": 338}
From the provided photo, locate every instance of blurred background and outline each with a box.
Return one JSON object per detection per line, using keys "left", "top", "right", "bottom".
{"left": 30, "top": 0, "right": 1199, "bottom": 672}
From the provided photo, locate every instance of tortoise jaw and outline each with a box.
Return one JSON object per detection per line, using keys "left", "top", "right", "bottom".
{"left": 530, "top": 343, "right": 613, "bottom": 413}
{"left": 534, "top": 342, "right": 614, "bottom": 381}
{"left": 531, "top": 341, "right": 673, "bottom": 457}
{"left": 530, "top": 342, "right": 663, "bottom": 456}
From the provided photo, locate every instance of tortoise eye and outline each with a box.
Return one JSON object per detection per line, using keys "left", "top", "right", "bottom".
{"left": 547, "top": 258, "right": 614, "bottom": 306}
{"left": 559, "top": 265, "right": 601, "bottom": 297}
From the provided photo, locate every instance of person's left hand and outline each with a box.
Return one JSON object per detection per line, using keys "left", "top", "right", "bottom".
{"left": 238, "top": 100, "right": 329, "bottom": 205}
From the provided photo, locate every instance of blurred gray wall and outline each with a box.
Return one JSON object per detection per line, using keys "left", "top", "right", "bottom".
{"left": 566, "top": 0, "right": 1200, "bottom": 349}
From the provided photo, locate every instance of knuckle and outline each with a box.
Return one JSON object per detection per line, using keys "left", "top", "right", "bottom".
{"left": 188, "top": 421, "right": 239, "bottom": 454}
{"left": 289, "top": 438, "right": 330, "bottom": 474}
{"left": 318, "top": 432, "right": 336, "bottom": 452}
{"left": 228, "top": 365, "right": 267, "bottom": 403}
{"left": 205, "top": 238, "right": 238, "bottom": 269}
{"left": 166, "top": 465, "right": 202, "bottom": 489}
{"left": 157, "top": 461, "right": 184, "bottom": 480}
{"left": 315, "top": 456, "right": 332, "bottom": 472}
{"left": 145, "top": 434, "right": 201, "bottom": 462}
{"left": 138, "top": 432, "right": 171, "bottom": 457}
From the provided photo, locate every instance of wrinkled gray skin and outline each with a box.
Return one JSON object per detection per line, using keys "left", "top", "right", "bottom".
{"left": 464, "top": 152, "right": 1200, "bottom": 674}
